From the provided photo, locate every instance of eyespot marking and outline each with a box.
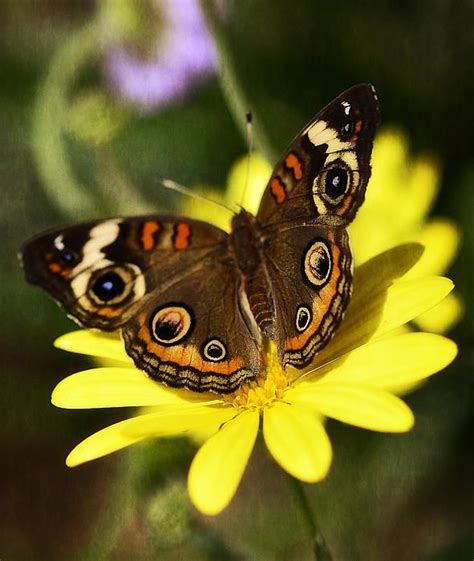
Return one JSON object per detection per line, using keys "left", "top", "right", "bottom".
{"left": 150, "top": 304, "right": 193, "bottom": 346}
{"left": 313, "top": 157, "right": 355, "bottom": 210}
{"left": 270, "top": 176, "right": 287, "bottom": 204}
{"left": 285, "top": 152, "right": 303, "bottom": 180}
{"left": 303, "top": 239, "right": 332, "bottom": 287}
{"left": 140, "top": 220, "right": 160, "bottom": 250}
{"left": 341, "top": 116, "right": 362, "bottom": 141}
{"left": 342, "top": 121, "right": 355, "bottom": 135}
{"left": 58, "top": 250, "right": 77, "bottom": 265}
{"left": 91, "top": 271, "right": 126, "bottom": 302}
{"left": 295, "top": 305, "right": 312, "bottom": 332}
{"left": 173, "top": 223, "right": 191, "bottom": 250}
{"left": 202, "top": 338, "right": 227, "bottom": 362}
{"left": 45, "top": 246, "right": 78, "bottom": 276}
{"left": 88, "top": 265, "right": 136, "bottom": 305}
{"left": 324, "top": 168, "right": 349, "bottom": 202}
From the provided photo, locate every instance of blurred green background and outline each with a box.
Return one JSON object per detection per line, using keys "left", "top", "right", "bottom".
{"left": 1, "top": 1, "right": 472, "bottom": 560}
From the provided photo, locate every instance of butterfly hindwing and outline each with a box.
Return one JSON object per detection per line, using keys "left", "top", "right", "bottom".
{"left": 122, "top": 249, "right": 261, "bottom": 393}
{"left": 262, "top": 223, "right": 352, "bottom": 368}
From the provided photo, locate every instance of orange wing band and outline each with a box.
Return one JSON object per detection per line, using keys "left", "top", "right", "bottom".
{"left": 173, "top": 223, "right": 192, "bottom": 250}
{"left": 140, "top": 221, "right": 160, "bottom": 250}
{"left": 285, "top": 152, "right": 303, "bottom": 180}
{"left": 270, "top": 177, "right": 287, "bottom": 204}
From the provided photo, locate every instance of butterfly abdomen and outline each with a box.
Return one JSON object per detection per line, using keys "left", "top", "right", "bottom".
{"left": 245, "top": 272, "right": 273, "bottom": 334}
{"left": 230, "top": 210, "right": 274, "bottom": 334}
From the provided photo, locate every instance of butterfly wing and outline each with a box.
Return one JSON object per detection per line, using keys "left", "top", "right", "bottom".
{"left": 257, "top": 84, "right": 379, "bottom": 367}
{"left": 20, "top": 216, "right": 226, "bottom": 330}
{"left": 21, "top": 215, "right": 261, "bottom": 392}
{"left": 263, "top": 224, "right": 352, "bottom": 368}
{"left": 122, "top": 249, "right": 261, "bottom": 393}
{"left": 257, "top": 84, "right": 380, "bottom": 228}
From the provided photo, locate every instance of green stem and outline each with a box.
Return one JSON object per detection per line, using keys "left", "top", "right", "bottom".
{"left": 199, "top": 0, "right": 278, "bottom": 163}
{"left": 31, "top": 22, "right": 101, "bottom": 218}
{"left": 287, "top": 475, "right": 333, "bottom": 561}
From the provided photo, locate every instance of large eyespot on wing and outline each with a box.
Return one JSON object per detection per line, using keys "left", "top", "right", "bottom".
{"left": 122, "top": 254, "right": 262, "bottom": 394}
{"left": 20, "top": 219, "right": 141, "bottom": 330}
{"left": 19, "top": 216, "right": 228, "bottom": 330}
{"left": 305, "top": 84, "right": 380, "bottom": 225}
{"left": 263, "top": 225, "right": 352, "bottom": 368}
{"left": 19, "top": 219, "right": 146, "bottom": 330}
{"left": 256, "top": 84, "right": 380, "bottom": 228}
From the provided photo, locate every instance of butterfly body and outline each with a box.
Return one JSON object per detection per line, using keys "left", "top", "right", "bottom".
{"left": 21, "top": 84, "right": 380, "bottom": 393}
{"left": 229, "top": 210, "right": 273, "bottom": 332}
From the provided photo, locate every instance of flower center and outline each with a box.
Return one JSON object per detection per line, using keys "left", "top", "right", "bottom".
{"left": 223, "top": 343, "right": 294, "bottom": 410}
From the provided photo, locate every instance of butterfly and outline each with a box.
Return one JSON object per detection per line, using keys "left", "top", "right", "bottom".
{"left": 20, "top": 84, "right": 380, "bottom": 394}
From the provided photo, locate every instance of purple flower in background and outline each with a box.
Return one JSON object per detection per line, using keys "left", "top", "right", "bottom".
{"left": 105, "top": 0, "right": 216, "bottom": 110}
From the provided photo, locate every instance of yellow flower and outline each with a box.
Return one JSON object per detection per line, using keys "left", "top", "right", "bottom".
{"left": 348, "top": 128, "right": 462, "bottom": 333}
{"left": 52, "top": 244, "right": 456, "bottom": 516}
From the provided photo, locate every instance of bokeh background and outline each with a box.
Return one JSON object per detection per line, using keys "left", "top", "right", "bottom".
{"left": 1, "top": 1, "right": 472, "bottom": 560}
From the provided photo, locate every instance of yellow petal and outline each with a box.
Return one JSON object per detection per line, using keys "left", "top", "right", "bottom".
{"left": 350, "top": 215, "right": 401, "bottom": 264}
{"left": 350, "top": 130, "right": 441, "bottom": 265}
{"left": 371, "top": 277, "right": 454, "bottom": 336}
{"left": 287, "top": 383, "right": 414, "bottom": 432}
{"left": 373, "top": 129, "right": 409, "bottom": 176}
{"left": 367, "top": 129, "right": 409, "bottom": 211}
{"left": 188, "top": 410, "right": 259, "bottom": 515}
{"left": 414, "top": 291, "right": 463, "bottom": 334}
{"left": 351, "top": 132, "right": 412, "bottom": 261}
{"left": 316, "top": 275, "right": 453, "bottom": 366}
{"left": 263, "top": 402, "right": 332, "bottom": 482}
{"left": 404, "top": 155, "right": 440, "bottom": 225}
{"left": 67, "top": 406, "right": 237, "bottom": 467}
{"left": 54, "top": 330, "right": 132, "bottom": 364}
{"left": 352, "top": 243, "right": 425, "bottom": 299}
{"left": 405, "top": 219, "right": 461, "bottom": 279}
{"left": 302, "top": 332, "right": 457, "bottom": 393}
{"left": 180, "top": 184, "right": 231, "bottom": 231}
{"left": 52, "top": 367, "right": 221, "bottom": 409}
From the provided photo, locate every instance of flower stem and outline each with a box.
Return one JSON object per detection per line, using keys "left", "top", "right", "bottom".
{"left": 286, "top": 475, "right": 333, "bottom": 561}
{"left": 199, "top": 0, "right": 278, "bottom": 163}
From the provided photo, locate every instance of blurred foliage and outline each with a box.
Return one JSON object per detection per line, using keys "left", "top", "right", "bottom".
{"left": 1, "top": 1, "right": 472, "bottom": 560}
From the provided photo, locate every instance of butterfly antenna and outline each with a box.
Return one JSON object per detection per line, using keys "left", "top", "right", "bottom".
{"left": 160, "top": 179, "right": 236, "bottom": 215}
{"left": 239, "top": 112, "right": 254, "bottom": 208}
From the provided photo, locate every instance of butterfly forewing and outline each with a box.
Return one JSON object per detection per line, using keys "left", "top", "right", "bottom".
{"left": 257, "top": 84, "right": 380, "bottom": 228}
{"left": 20, "top": 216, "right": 227, "bottom": 330}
